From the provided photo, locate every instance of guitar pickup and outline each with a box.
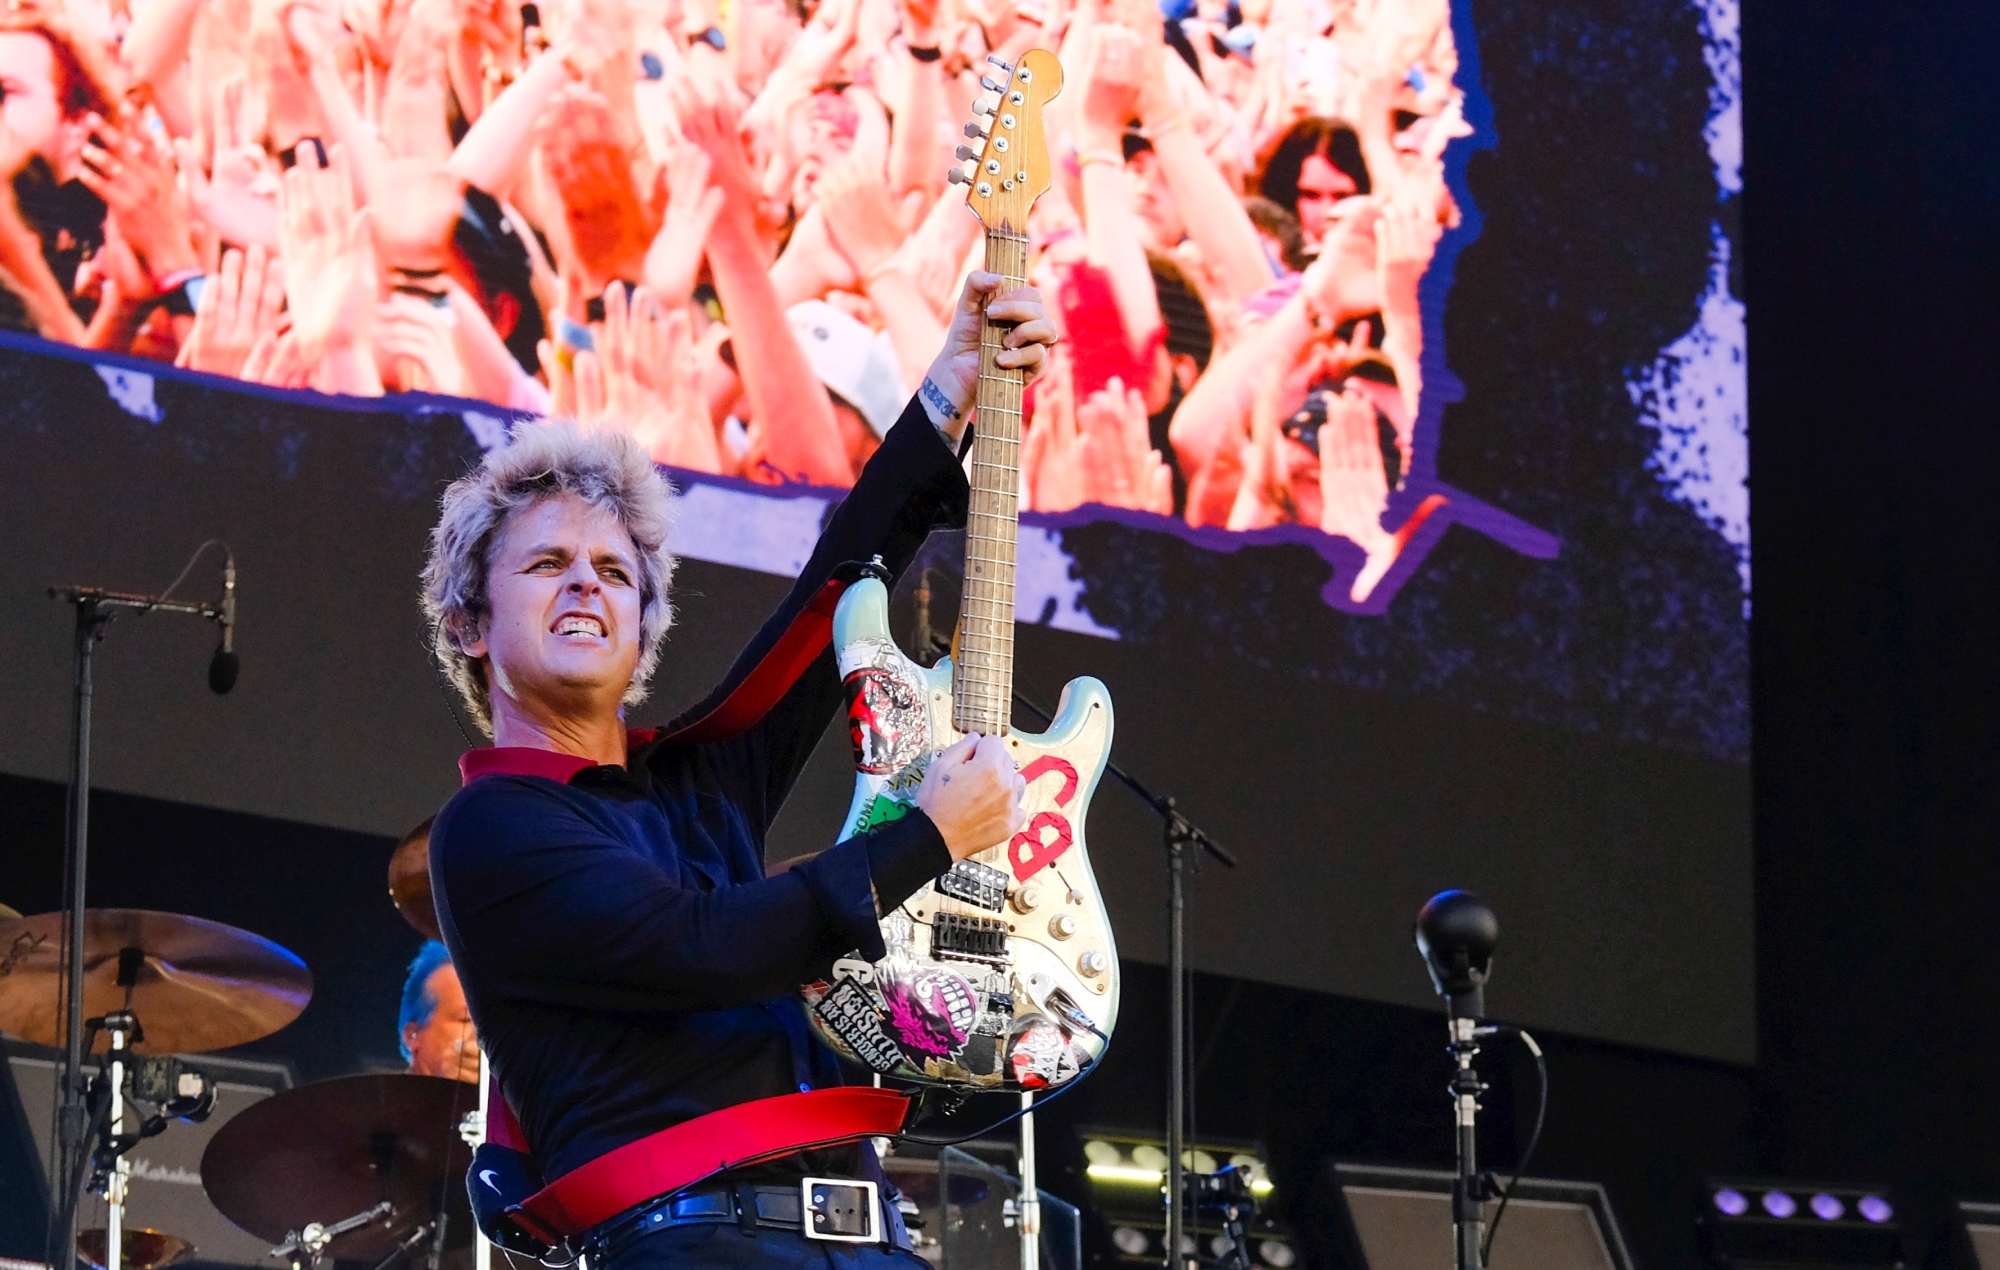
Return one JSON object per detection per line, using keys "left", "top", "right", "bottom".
{"left": 930, "top": 913, "right": 1010, "bottom": 964}
{"left": 936, "top": 860, "right": 1009, "bottom": 911}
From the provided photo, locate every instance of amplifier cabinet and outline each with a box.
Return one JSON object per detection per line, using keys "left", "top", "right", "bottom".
{"left": 1321, "top": 1162, "right": 1636, "bottom": 1270}
{"left": 4, "top": 1041, "right": 294, "bottom": 1270}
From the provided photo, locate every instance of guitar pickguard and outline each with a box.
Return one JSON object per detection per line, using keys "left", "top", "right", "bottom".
{"left": 799, "top": 577, "right": 1120, "bottom": 1091}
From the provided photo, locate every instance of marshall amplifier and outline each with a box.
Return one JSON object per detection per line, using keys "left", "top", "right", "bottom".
{"left": 4, "top": 1041, "right": 295, "bottom": 1269}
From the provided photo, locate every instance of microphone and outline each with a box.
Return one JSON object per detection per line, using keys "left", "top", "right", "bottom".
{"left": 208, "top": 552, "right": 238, "bottom": 695}
{"left": 1415, "top": 890, "right": 1498, "bottom": 1020}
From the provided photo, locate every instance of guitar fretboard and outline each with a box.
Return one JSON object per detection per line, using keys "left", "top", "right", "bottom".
{"left": 954, "top": 226, "right": 1031, "bottom": 737}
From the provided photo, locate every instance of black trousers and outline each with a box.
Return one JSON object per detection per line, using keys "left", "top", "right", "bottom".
{"left": 588, "top": 1222, "right": 932, "bottom": 1270}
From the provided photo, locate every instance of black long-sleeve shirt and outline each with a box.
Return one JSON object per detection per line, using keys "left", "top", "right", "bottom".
{"left": 431, "top": 400, "right": 967, "bottom": 1184}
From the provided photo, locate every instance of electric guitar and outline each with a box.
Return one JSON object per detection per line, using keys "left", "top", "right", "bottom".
{"left": 800, "top": 49, "right": 1119, "bottom": 1092}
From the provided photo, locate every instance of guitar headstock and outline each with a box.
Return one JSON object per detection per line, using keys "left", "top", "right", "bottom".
{"left": 948, "top": 48, "right": 1064, "bottom": 234}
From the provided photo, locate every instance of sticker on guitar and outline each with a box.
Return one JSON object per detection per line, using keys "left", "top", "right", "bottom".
{"left": 1008, "top": 755, "right": 1080, "bottom": 882}
{"left": 845, "top": 664, "right": 927, "bottom": 775}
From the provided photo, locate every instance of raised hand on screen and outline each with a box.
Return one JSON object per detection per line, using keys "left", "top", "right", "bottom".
{"left": 279, "top": 143, "right": 379, "bottom": 365}
{"left": 814, "top": 153, "right": 904, "bottom": 281}
{"left": 643, "top": 143, "right": 726, "bottom": 308}
{"left": 76, "top": 113, "right": 202, "bottom": 287}
{"left": 1225, "top": 357, "right": 1297, "bottom": 531}
{"left": 178, "top": 246, "right": 289, "bottom": 378}
{"left": 1023, "top": 352, "right": 1086, "bottom": 511}
{"left": 1316, "top": 383, "right": 1401, "bottom": 600}
{"left": 670, "top": 72, "right": 760, "bottom": 207}
{"left": 539, "top": 85, "right": 657, "bottom": 291}
{"left": 597, "top": 282, "right": 724, "bottom": 472}
{"left": 375, "top": 292, "right": 471, "bottom": 395}
{"left": 1077, "top": 377, "right": 1175, "bottom": 513}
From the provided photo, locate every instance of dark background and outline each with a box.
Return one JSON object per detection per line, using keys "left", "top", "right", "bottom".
{"left": 5, "top": 0, "right": 2000, "bottom": 1263}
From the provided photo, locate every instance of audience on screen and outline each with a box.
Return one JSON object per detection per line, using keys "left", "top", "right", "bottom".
{"left": 0, "top": 0, "right": 1468, "bottom": 597}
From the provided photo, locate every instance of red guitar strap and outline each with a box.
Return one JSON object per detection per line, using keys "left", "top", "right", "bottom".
{"left": 498, "top": 1085, "right": 913, "bottom": 1245}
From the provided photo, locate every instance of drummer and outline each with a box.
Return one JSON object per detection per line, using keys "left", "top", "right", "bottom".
{"left": 399, "top": 941, "right": 481, "bottom": 1084}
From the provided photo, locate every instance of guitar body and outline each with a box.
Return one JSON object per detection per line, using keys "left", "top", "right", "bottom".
{"left": 799, "top": 577, "right": 1120, "bottom": 1091}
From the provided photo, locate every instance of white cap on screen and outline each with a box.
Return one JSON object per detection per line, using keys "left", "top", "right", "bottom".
{"left": 785, "top": 300, "right": 908, "bottom": 439}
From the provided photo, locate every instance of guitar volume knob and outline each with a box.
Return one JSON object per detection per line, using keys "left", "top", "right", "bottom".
{"left": 1048, "top": 914, "right": 1077, "bottom": 939}
{"left": 1079, "top": 950, "right": 1107, "bottom": 977}
{"left": 1010, "top": 883, "right": 1043, "bottom": 913}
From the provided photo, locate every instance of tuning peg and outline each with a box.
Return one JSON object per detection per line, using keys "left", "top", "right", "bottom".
{"left": 986, "top": 54, "right": 1015, "bottom": 72}
{"left": 956, "top": 144, "right": 979, "bottom": 162}
{"left": 964, "top": 119, "right": 990, "bottom": 139}
{"left": 947, "top": 166, "right": 972, "bottom": 185}
{"left": 980, "top": 74, "right": 1004, "bottom": 92}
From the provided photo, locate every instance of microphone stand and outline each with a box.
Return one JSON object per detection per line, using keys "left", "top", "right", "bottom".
{"left": 45, "top": 584, "right": 226, "bottom": 1270}
{"left": 1011, "top": 691, "right": 1235, "bottom": 1270}
{"left": 1414, "top": 892, "right": 1499, "bottom": 1270}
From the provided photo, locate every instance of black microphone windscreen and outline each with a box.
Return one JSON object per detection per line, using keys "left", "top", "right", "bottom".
{"left": 208, "top": 648, "right": 239, "bottom": 695}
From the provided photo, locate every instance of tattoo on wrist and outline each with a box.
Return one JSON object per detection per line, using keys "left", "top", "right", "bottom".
{"left": 919, "top": 376, "right": 962, "bottom": 421}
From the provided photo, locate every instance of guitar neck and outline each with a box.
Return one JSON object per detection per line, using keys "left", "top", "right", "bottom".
{"left": 953, "top": 226, "right": 1031, "bottom": 737}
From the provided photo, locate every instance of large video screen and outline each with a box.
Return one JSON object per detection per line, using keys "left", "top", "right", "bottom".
{"left": 0, "top": 0, "right": 1748, "bottom": 1059}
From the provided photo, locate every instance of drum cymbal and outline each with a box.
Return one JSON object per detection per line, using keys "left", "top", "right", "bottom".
{"left": 0, "top": 910, "right": 311, "bottom": 1055}
{"left": 387, "top": 817, "right": 442, "bottom": 942}
{"left": 78, "top": 1227, "right": 194, "bottom": 1270}
{"left": 201, "top": 1074, "right": 476, "bottom": 1261}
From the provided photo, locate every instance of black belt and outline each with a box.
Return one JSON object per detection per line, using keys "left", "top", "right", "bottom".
{"left": 584, "top": 1178, "right": 886, "bottom": 1259}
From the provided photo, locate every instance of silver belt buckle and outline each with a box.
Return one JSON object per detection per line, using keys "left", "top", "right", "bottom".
{"left": 801, "top": 1177, "right": 881, "bottom": 1243}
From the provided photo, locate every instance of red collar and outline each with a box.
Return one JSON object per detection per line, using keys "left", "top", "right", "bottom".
{"left": 457, "top": 730, "right": 661, "bottom": 787}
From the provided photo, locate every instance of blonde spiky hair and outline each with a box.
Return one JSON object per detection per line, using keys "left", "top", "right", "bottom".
{"left": 421, "top": 421, "right": 677, "bottom": 735}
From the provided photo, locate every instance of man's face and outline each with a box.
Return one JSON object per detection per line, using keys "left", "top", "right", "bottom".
{"left": 404, "top": 963, "right": 480, "bottom": 1083}
{"left": 1294, "top": 151, "right": 1360, "bottom": 243}
{"left": 0, "top": 32, "right": 80, "bottom": 176}
{"left": 463, "top": 493, "right": 646, "bottom": 726}
{"left": 1126, "top": 150, "right": 1185, "bottom": 252}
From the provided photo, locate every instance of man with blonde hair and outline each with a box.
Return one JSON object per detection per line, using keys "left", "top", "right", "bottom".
{"left": 425, "top": 272, "right": 1056, "bottom": 1270}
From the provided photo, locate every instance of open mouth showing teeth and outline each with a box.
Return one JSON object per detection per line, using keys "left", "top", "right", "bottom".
{"left": 554, "top": 615, "right": 606, "bottom": 637}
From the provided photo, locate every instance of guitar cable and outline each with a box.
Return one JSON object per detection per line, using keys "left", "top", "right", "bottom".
{"left": 891, "top": 1050, "right": 1102, "bottom": 1148}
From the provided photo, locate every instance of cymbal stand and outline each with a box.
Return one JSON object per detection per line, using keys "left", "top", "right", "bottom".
{"left": 99, "top": 1010, "right": 138, "bottom": 1270}
{"left": 46, "top": 582, "right": 227, "bottom": 1270}
{"left": 271, "top": 1201, "right": 396, "bottom": 1270}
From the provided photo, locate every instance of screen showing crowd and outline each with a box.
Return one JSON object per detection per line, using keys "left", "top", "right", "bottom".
{"left": 5, "top": 0, "right": 1528, "bottom": 606}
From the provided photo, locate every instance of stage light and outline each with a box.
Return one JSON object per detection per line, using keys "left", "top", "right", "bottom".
{"left": 1110, "top": 1226, "right": 1148, "bottom": 1256}
{"left": 1701, "top": 1178, "right": 1902, "bottom": 1268}
{"left": 1084, "top": 1131, "right": 1293, "bottom": 1266}
{"left": 1086, "top": 1163, "right": 1165, "bottom": 1185}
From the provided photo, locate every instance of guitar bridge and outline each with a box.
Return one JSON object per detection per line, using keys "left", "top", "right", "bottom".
{"left": 930, "top": 912, "right": 1010, "bottom": 964}
{"left": 936, "top": 860, "right": 1009, "bottom": 912}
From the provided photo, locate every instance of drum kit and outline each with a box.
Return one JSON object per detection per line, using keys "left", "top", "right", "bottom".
{"left": 0, "top": 818, "right": 479, "bottom": 1270}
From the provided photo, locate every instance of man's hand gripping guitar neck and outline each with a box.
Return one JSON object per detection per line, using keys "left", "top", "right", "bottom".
{"left": 916, "top": 271, "right": 1058, "bottom": 446}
